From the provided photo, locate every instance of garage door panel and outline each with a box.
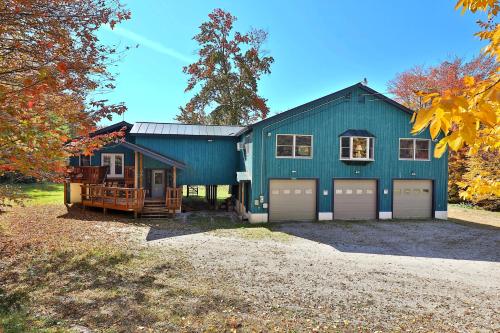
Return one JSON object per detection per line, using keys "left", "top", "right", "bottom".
{"left": 393, "top": 180, "right": 432, "bottom": 219}
{"left": 269, "top": 179, "right": 316, "bottom": 222}
{"left": 333, "top": 180, "right": 377, "bottom": 220}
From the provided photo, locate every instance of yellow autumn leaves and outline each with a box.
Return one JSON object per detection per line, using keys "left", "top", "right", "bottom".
{"left": 410, "top": 1, "right": 500, "bottom": 200}
{"left": 412, "top": 1, "right": 499, "bottom": 156}
{"left": 412, "top": 76, "right": 499, "bottom": 158}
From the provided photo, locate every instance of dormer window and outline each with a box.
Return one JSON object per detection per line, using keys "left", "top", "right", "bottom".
{"left": 339, "top": 130, "right": 375, "bottom": 161}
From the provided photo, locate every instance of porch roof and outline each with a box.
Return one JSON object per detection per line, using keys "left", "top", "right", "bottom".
{"left": 119, "top": 141, "right": 187, "bottom": 169}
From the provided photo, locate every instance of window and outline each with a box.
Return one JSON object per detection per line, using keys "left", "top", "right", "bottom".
{"left": 276, "top": 134, "right": 313, "bottom": 158}
{"left": 339, "top": 137, "right": 374, "bottom": 161}
{"left": 79, "top": 155, "right": 91, "bottom": 166}
{"left": 154, "top": 172, "right": 163, "bottom": 185}
{"left": 101, "top": 153, "right": 124, "bottom": 177}
{"left": 399, "top": 139, "right": 430, "bottom": 160}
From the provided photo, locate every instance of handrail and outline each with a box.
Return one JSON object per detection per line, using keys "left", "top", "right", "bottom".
{"left": 68, "top": 166, "right": 134, "bottom": 185}
{"left": 165, "top": 187, "right": 182, "bottom": 211}
{"left": 80, "top": 184, "right": 145, "bottom": 211}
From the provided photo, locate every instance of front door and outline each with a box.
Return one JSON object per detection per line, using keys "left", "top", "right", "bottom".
{"left": 151, "top": 170, "right": 165, "bottom": 198}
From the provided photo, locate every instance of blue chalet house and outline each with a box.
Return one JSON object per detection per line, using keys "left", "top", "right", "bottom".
{"left": 66, "top": 82, "right": 448, "bottom": 221}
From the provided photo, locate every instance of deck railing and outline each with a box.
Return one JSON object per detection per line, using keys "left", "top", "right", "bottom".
{"left": 68, "top": 166, "right": 108, "bottom": 184}
{"left": 68, "top": 166, "right": 135, "bottom": 186}
{"left": 166, "top": 187, "right": 182, "bottom": 212}
{"left": 81, "top": 184, "right": 145, "bottom": 213}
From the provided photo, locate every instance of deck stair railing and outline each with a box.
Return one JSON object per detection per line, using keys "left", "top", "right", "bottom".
{"left": 165, "top": 187, "right": 182, "bottom": 213}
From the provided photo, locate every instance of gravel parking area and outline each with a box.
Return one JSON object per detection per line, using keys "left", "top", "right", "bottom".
{"left": 145, "top": 214, "right": 500, "bottom": 332}
{"left": 2, "top": 204, "right": 498, "bottom": 331}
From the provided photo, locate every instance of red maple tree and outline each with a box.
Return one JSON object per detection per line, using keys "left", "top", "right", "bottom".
{"left": 0, "top": 0, "right": 131, "bottom": 184}
{"left": 387, "top": 55, "right": 495, "bottom": 109}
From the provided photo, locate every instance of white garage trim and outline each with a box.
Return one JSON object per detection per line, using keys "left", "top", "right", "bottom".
{"left": 435, "top": 211, "right": 448, "bottom": 220}
{"left": 318, "top": 212, "right": 333, "bottom": 221}
{"left": 248, "top": 212, "right": 268, "bottom": 223}
{"left": 379, "top": 212, "right": 392, "bottom": 219}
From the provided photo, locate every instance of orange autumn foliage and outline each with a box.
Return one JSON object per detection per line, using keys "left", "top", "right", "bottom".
{"left": 0, "top": 0, "right": 131, "bottom": 185}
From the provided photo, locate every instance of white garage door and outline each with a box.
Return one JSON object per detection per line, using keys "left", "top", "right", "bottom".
{"left": 333, "top": 179, "right": 377, "bottom": 220}
{"left": 269, "top": 179, "right": 316, "bottom": 222}
{"left": 393, "top": 180, "right": 432, "bottom": 219}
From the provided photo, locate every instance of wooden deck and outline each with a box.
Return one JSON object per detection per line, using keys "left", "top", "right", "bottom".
{"left": 77, "top": 185, "right": 182, "bottom": 218}
{"left": 81, "top": 185, "right": 145, "bottom": 217}
{"left": 66, "top": 165, "right": 182, "bottom": 218}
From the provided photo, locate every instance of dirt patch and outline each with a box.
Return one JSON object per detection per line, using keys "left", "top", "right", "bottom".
{"left": 1, "top": 205, "right": 499, "bottom": 332}
{"left": 0, "top": 206, "right": 253, "bottom": 332}
{"left": 449, "top": 204, "right": 500, "bottom": 227}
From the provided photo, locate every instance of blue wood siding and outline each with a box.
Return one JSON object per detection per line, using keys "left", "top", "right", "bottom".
{"left": 69, "top": 143, "right": 135, "bottom": 167}
{"left": 135, "top": 135, "right": 238, "bottom": 185}
{"left": 249, "top": 86, "right": 448, "bottom": 215}
{"left": 69, "top": 133, "right": 136, "bottom": 167}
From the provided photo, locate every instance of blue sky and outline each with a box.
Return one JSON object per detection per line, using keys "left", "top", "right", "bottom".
{"left": 98, "top": 0, "right": 486, "bottom": 125}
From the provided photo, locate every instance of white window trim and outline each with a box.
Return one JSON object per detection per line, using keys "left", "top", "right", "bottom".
{"left": 339, "top": 136, "right": 375, "bottom": 161}
{"left": 399, "top": 138, "right": 431, "bottom": 161}
{"left": 101, "top": 153, "right": 125, "bottom": 178}
{"left": 79, "top": 155, "right": 92, "bottom": 167}
{"left": 275, "top": 134, "right": 313, "bottom": 159}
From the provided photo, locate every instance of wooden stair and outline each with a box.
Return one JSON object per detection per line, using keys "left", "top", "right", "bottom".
{"left": 141, "top": 200, "right": 172, "bottom": 218}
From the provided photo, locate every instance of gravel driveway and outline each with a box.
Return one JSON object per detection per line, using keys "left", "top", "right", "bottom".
{"left": 142, "top": 215, "right": 500, "bottom": 331}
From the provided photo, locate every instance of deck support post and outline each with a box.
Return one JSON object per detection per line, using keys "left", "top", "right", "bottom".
{"left": 208, "top": 185, "right": 211, "bottom": 207}
{"left": 103, "top": 207, "right": 107, "bottom": 215}
{"left": 214, "top": 185, "right": 218, "bottom": 209}
{"left": 139, "top": 153, "right": 143, "bottom": 188}
{"left": 240, "top": 182, "right": 244, "bottom": 213}
{"left": 172, "top": 167, "right": 177, "bottom": 189}
{"left": 134, "top": 151, "right": 139, "bottom": 189}
{"left": 134, "top": 211, "right": 138, "bottom": 219}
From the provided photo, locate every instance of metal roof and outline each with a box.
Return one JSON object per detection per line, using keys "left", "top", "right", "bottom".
{"left": 119, "top": 141, "right": 186, "bottom": 169}
{"left": 91, "top": 121, "right": 132, "bottom": 136}
{"left": 339, "top": 129, "right": 375, "bottom": 137}
{"left": 130, "top": 122, "right": 245, "bottom": 137}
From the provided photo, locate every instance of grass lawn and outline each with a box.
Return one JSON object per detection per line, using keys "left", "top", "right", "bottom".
{"left": 448, "top": 203, "right": 500, "bottom": 227}
{"left": 17, "top": 183, "right": 64, "bottom": 205}
{"left": 7, "top": 183, "right": 231, "bottom": 207}
{"left": 182, "top": 184, "right": 231, "bottom": 198}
